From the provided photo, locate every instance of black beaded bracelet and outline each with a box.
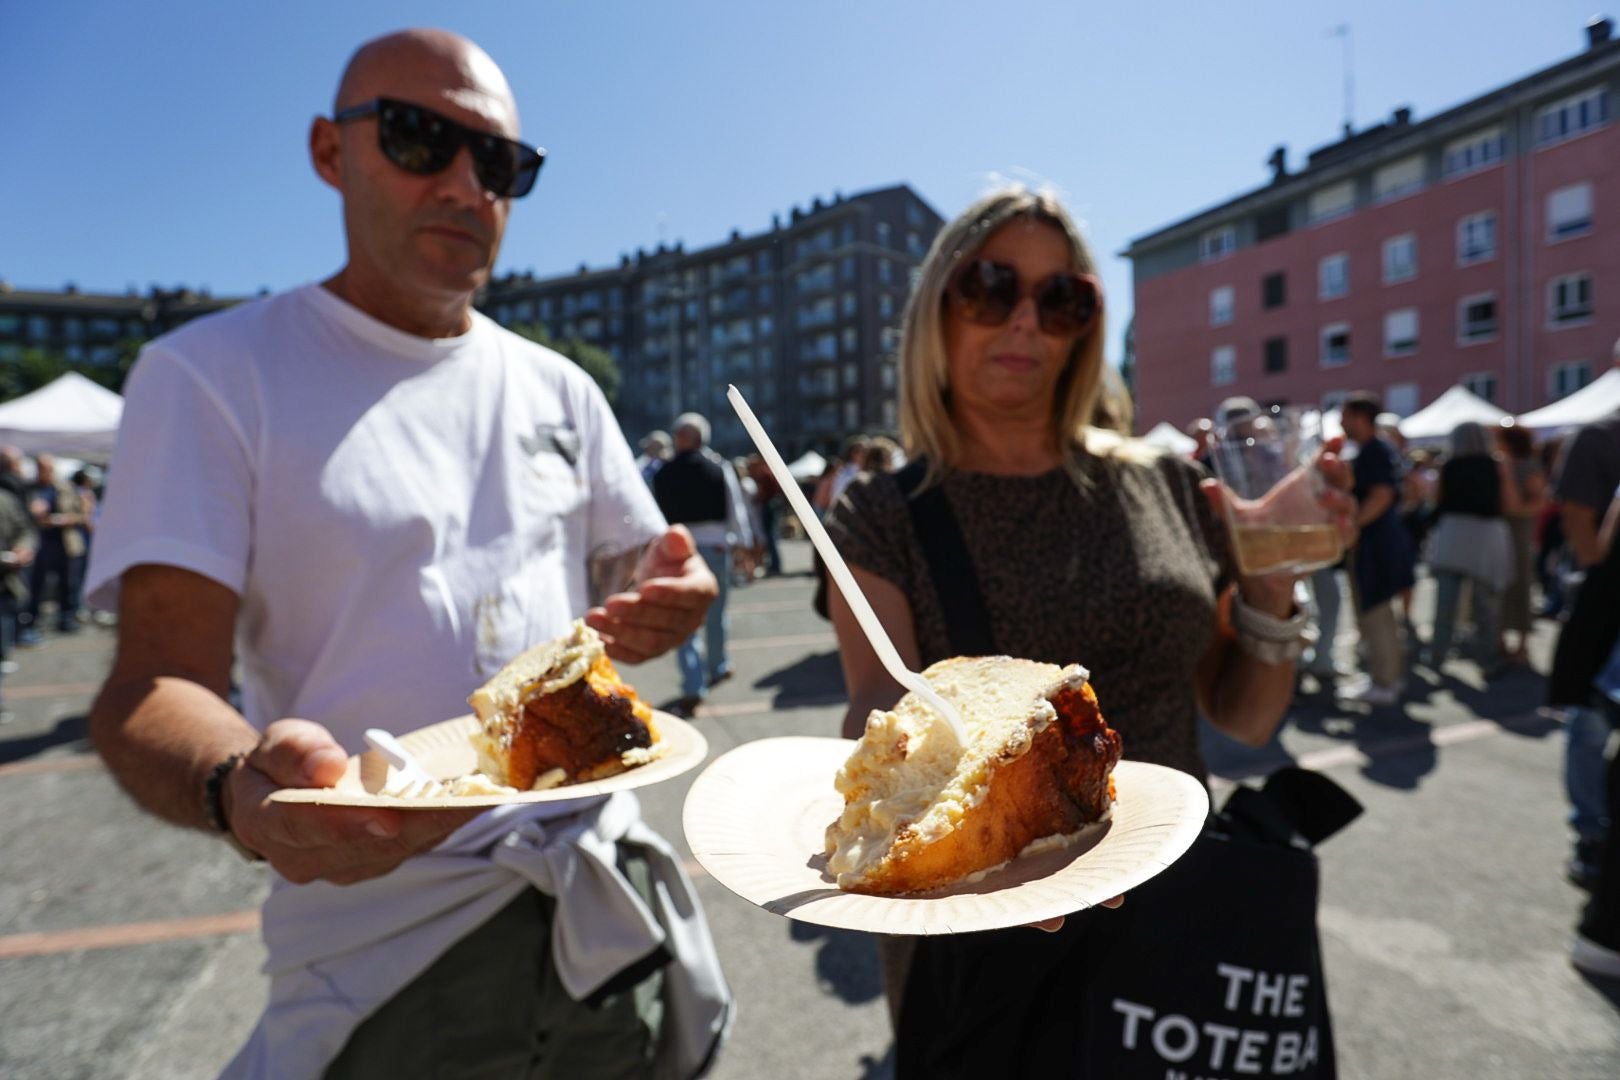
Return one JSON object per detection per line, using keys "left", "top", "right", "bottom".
{"left": 204, "top": 753, "right": 245, "bottom": 833}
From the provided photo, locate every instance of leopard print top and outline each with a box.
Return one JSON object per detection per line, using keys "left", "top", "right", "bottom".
{"left": 826, "top": 451, "right": 1234, "bottom": 780}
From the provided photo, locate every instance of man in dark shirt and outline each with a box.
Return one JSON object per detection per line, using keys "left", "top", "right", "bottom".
{"left": 20, "top": 453, "right": 85, "bottom": 642}
{"left": 1338, "top": 393, "right": 1416, "bottom": 706}
{"left": 652, "top": 414, "right": 752, "bottom": 715}
{"left": 1552, "top": 399, "right": 1620, "bottom": 888}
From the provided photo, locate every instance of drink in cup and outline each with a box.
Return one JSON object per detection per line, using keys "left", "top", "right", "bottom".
{"left": 1209, "top": 405, "right": 1342, "bottom": 577}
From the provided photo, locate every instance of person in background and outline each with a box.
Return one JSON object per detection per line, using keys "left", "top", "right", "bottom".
{"left": 827, "top": 435, "right": 870, "bottom": 509}
{"left": 84, "top": 29, "right": 728, "bottom": 1077}
{"left": 652, "top": 412, "right": 754, "bottom": 715}
{"left": 1550, "top": 390, "right": 1620, "bottom": 891}
{"left": 745, "top": 454, "right": 784, "bottom": 576}
{"left": 0, "top": 448, "right": 29, "bottom": 667}
{"left": 1336, "top": 393, "right": 1416, "bottom": 706}
{"left": 635, "top": 428, "right": 671, "bottom": 485}
{"left": 1571, "top": 487, "right": 1620, "bottom": 976}
{"left": 1538, "top": 436, "right": 1572, "bottom": 619}
{"left": 1423, "top": 420, "right": 1517, "bottom": 677}
{"left": 1184, "top": 417, "right": 1215, "bottom": 472}
{"left": 20, "top": 453, "right": 86, "bottom": 642}
{"left": 811, "top": 456, "right": 842, "bottom": 519}
{"left": 0, "top": 445, "right": 28, "bottom": 503}
{"left": 822, "top": 185, "right": 1353, "bottom": 1070}
{"left": 1496, "top": 421, "right": 1546, "bottom": 666}
{"left": 67, "top": 467, "right": 98, "bottom": 625}
{"left": 0, "top": 490, "right": 35, "bottom": 721}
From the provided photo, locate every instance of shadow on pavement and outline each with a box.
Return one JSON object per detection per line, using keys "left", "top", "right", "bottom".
{"left": 753, "top": 650, "right": 847, "bottom": 709}
{"left": 857, "top": 1044, "right": 896, "bottom": 1079}
{"left": 1576, "top": 971, "right": 1620, "bottom": 1009}
{"left": 0, "top": 712, "right": 90, "bottom": 764}
{"left": 787, "top": 919, "right": 883, "bottom": 1005}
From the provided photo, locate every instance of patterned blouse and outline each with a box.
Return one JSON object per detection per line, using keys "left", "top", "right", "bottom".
{"left": 825, "top": 451, "right": 1235, "bottom": 780}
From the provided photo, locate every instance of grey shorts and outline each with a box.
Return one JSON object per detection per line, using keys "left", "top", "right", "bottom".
{"left": 325, "top": 845, "right": 667, "bottom": 1080}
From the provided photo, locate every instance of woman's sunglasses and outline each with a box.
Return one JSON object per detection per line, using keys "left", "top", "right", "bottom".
{"left": 945, "top": 259, "right": 1100, "bottom": 336}
{"left": 332, "top": 97, "right": 545, "bottom": 199}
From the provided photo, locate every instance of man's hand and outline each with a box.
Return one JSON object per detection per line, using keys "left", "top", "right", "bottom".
{"left": 225, "top": 718, "right": 479, "bottom": 885}
{"left": 585, "top": 525, "right": 717, "bottom": 663}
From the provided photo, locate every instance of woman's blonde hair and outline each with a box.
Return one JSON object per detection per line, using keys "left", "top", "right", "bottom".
{"left": 896, "top": 185, "right": 1151, "bottom": 488}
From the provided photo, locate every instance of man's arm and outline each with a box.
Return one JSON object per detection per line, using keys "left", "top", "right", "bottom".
{"left": 1564, "top": 502, "right": 1604, "bottom": 568}
{"left": 91, "top": 564, "right": 477, "bottom": 883}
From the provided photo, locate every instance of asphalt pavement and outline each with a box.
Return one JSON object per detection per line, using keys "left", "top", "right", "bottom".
{"left": 1, "top": 539, "right": 1616, "bottom": 1079}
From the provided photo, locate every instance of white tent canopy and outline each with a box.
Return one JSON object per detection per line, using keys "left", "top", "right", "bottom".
{"left": 0, "top": 372, "right": 123, "bottom": 458}
{"left": 1140, "top": 421, "right": 1198, "bottom": 454}
{"left": 1398, "top": 385, "right": 1509, "bottom": 444}
{"left": 1515, "top": 367, "right": 1620, "bottom": 434}
{"left": 786, "top": 449, "right": 827, "bottom": 482}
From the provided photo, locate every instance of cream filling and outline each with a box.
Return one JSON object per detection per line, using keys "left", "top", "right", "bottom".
{"left": 825, "top": 659, "right": 1093, "bottom": 888}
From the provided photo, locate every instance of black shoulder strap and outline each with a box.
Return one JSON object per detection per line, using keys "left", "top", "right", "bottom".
{"left": 895, "top": 460, "right": 998, "bottom": 656}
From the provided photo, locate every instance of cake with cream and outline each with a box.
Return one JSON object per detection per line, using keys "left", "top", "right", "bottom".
{"left": 824, "top": 656, "right": 1122, "bottom": 895}
{"left": 468, "top": 620, "right": 663, "bottom": 791}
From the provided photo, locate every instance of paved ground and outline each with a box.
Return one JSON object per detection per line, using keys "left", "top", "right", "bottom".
{"left": 1, "top": 538, "right": 1617, "bottom": 1079}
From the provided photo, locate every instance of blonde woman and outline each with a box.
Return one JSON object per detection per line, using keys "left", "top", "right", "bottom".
{"left": 822, "top": 186, "right": 1353, "bottom": 1073}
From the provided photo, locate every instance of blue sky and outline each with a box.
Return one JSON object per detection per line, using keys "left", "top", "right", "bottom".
{"left": 1, "top": 1, "right": 1605, "bottom": 363}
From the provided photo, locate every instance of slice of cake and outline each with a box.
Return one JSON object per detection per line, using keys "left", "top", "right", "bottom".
{"left": 469, "top": 620, "right": 663, "bottom": 790}
{"left": 824, "top": 656, "right": 1122, "bottom": 895}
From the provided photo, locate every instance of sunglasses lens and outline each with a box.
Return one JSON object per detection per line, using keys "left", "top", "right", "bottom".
{"left": 378, "top": 102, "right": 456, "bottom": 175}
{"left": 1036, "top": 275, "right": 1098, "bottom": 335}
{"left": 952, "top": 260, "right": 1019, "bottom": 325}
{"left": 469, "top": 136, "right": 544, "bottom": 199}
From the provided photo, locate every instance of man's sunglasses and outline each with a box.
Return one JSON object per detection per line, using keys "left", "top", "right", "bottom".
{"left": 332, "top": 97, "right": 545, "bottom": 199}
{"left": 945, "top": 259, "right": 1101, "bottom": 336}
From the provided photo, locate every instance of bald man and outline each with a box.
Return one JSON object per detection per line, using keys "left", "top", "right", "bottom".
{"left": 87, "top": 29, "right": 729, "bottom": 1079}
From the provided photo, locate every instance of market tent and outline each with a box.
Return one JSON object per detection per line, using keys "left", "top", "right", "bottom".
{"left": 1516, "top": 366, "right": 1620, "bottom": 434}
{"left": 0, "top": 373, "right": 123, "bottom": 458}
{"left": 786, "top": 449, "right": 827, "bottom": 481}
{"left": 1398, "top": 385, "right": 1509, "bottom": 445}
{"left": 1140, "top": 421, "right": 1198, "bottom": 454}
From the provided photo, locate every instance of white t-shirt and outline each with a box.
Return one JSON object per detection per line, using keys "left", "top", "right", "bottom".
{"left": 87, "top": 283, "right": 666, "bottom": 751}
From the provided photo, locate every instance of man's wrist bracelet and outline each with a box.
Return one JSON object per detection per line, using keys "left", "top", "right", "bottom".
{"left": 204, "top": 753, "right": 264, "bottom": 862}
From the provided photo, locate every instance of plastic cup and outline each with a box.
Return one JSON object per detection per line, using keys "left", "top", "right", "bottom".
{"left": 1209, "top": 406, "right": 1343, "bottom": 577}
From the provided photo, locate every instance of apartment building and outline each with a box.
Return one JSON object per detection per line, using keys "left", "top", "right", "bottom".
{"left": 1125, "top": 18, "right": 1620, "bottom": 430}
{"left": 479, "top": 184, "right": 942, "bottom": 455}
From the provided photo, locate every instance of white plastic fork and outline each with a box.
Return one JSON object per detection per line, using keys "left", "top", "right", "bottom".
{"left": 726, "top": 384, "right": 968, "bottom": 745}
{"left": 364, "top": 728, "right": 444, "bottom": 798}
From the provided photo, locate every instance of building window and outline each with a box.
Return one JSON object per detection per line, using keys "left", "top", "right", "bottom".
{"left": 843, "top": 361, "right": 859, "bottom": 389}
{"left": 1547, "top": 183, "right": 1593, "bottom": 241}
{"left": 843, "top": 400, "right": 859, "bottom": 429}
{"left": 879, "top": 294, "right": 894, "bottom": 319}
{"left": 876, "top": 222, "right": 892, "bottom": 247}
{"left": 1308, "top": 181, "right": 1354, "bottom": 224}
{"left": 1386, "top": 382, "right": 1419, "bottom": 417}
{"left": 1549, "top": 273, "right": 1594, "bottom": 325}
{"left": 1536, "top": 86, "right": 1609, "bottom": 146}
{"left": 882, "top": 399, "right": 897, "bottom": 427}
{"left": 878, "top": 260, "right": 893, "bottom": 284}
{"left": 1200, "top": 225, "right": 1236, "bottom": 262}
{"left": 1550, "top": 360, "right": 1593, "bottom": 400}
{"left": 1373, "top": 155, "right": 1424, "bottom": 202}
{"left": 1462, "top": 372, "right": 1498, "bottom": 403}
{"left": 1459, "top": 294, "right": 1498, "bottom": 342}
{"left": 1255, "top": 205, "right": 1291, "bottom": 241}
{"left": 1209, "top": 286, "right": 1234, "bottom": 327}
{"left": 840, "top": 291, "right": 857, "bottom": 317}
{"left": 1320, "top": 323, "right": 1351, "bottom": 367}
{"left": 1457, "top": 211, "right": 1497, "bottom": 265}
{"left": 0, "top": 314, "right": 18, "bottom": 336}
{"left": 1384, "top": 309, "right": 1419, "bottom": 357}
{"left": 841, "top": 327, "right": 859, "bottom": 353}
{"left": 1318, "top": 253, "right": 1349, "bottom": 300}
{"left": 1382, "top": 235, "right": 1417, "bottom": 284}
{"left": 1262, "top": 271, "right": 1287, "bottom": 310}
{"left": 1264, "top": 336, "right": 1288, "bottom": 374}
{"left": 1443, "top": 127, "right": 1505, "bottom": 177}
{"left": 1211, "top": 345, "right": 1236, "bottom": 386}
{"left": 880, "top": 363, "right": 896, "bottom": 390}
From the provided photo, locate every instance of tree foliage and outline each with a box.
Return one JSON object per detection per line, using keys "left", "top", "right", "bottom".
{"left": 508, "top": 323, "right": 621, "bottom": 405}
{"left": 0, "top": 342, "right": 144, "bottom": 401}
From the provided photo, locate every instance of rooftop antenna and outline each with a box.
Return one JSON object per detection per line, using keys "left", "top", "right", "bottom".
{"left": 1329, "top": 24, "right": 1354, "bottom": 135}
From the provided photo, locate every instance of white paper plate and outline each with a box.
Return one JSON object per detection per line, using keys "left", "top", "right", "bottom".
{"left": 268, "top": 710, "right": 705, "bottom": 809}
{"left": 683, "top": 736, "right": 1208, "bottom": 935}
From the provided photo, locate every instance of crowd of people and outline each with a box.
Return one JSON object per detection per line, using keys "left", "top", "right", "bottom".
{"left": 69, "top": 24, "right": 1618, "bottom": 1079}
{"left": 0, "top": 447, "right": 104, "bottom": 722}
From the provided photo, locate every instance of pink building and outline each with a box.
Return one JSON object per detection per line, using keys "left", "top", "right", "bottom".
{"left": 1125, "top": 18, "right": 1620, "bottom": 432}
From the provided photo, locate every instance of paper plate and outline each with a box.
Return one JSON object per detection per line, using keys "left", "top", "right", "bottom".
{"left": 683, "top": 736, "right": 1208, "bottom": 935}
{"left": 269, "top": 710, "right": 706, "bottom": 809}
